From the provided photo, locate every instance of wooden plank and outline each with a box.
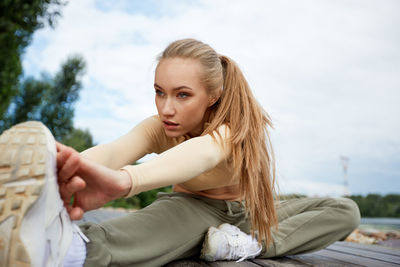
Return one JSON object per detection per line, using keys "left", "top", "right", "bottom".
{"left": 330, "top": 241, "right": 400, "bottom": 256}
{"left": 251, "top": 257, "right": 310, "bottom": 267}
{"left": 312, "top": 249, "right": 400, "bottom": 267}
{"left": 166, "top": 258, "right": 307, "bottom": 267}
{"left": 326, "top": 244, "right": 400, "bottom": 264}
{"left": 165, "top": 241, "right": 400, "bottom": 267}
{"left": 164, "top": 259, "right": 210, "bottom": 267}
{"left": 165, "top": 259, "right": 261, "bottom": 267}
{"left": 208, "top": 261, "right": 260, "bottom": 267}
{"left": 288, "top": 254, "right": 364, "bottom": 267}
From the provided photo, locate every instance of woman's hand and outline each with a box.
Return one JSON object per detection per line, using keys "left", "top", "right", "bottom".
{"left": 56, "top": 142, "right": 132, "bottom": 220}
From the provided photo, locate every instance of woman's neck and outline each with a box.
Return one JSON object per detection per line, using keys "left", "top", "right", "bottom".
{"left": 188, "top": 109, "right": 212, "bottom": 138}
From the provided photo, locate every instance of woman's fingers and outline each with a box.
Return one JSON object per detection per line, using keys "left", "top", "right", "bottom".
{"left": 60, "top": 176, "right": 86, "bottom": 198}
{"left": 60, "top": 176, "right": 86, "bottom": 220}
{"left": 56, "top": 142, "right": 71, "bottom": 167}
{"left": 66, "top": 205, "right": 84, "bottom": 221}
{"left": 59, "top": 176, "right": 86, "bottom": 206}
{"left": 69, "top": 176, "right": 86, "bottom": 193}
{"left": 56, "top": 143, "right": 87, "bottom": 221}
{"left": 70, "top": 206, "right": 84, "bottom": 221}
{"left": 58, "top": 148, "right": 81, "bottom": 183}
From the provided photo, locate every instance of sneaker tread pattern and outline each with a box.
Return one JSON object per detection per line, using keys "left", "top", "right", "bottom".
{"left": 0, "top": 122, "right": 48, "bottom": 267}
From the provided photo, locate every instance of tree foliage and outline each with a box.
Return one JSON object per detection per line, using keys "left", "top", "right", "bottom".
{"left": 4, "top": 77, "right": 51, "bottom": 125}
{"left": 104, "top": 187, "right": 173, "bottom": 210}
{"left": 0, "top": 0, "right": 95, "bottom": 152}
{"left": 1, "top": 55, "right": 86, "bottom": 143}
{"left": 350, "top": 194, "right": 400, "bottom": 218}
{"left": 63, "top": 127, "right": 96, "bottom": 152}
{"left": 39, "top": 55, "right": 86, "bottom": 140}
{"left": 0, "top": 0, "right": 65, "bottom": 119}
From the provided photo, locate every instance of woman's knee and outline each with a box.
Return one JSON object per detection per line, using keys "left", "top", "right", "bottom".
{"left": 335, "top": 197, "right": 361, "bottom": 233}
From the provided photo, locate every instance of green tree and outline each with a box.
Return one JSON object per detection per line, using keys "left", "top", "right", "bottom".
{"left": 136, "top": 187, "right": 173, "bottom": 208}
{"left": 39, "top": 55, "right": 86, "bottom": 140}
{"left": 104, "top": 186, "right": 173, "bottom": 210}
{"left": 0, "top": 0, "right": 95, "bottom": 151}
{"left": 62, "top": 127, "right": 96, "bottom": 152}
{"left": 1, "top": 55, "right": 87, "bottom": 142}
{"left": 2, "top": 77, "right": 51, "bottom": 128}
{"left": 349, "top": 194, "right": 400, "bottom": 218}
{"left": 0, "top": 0, "right": 65, "bottom": 120}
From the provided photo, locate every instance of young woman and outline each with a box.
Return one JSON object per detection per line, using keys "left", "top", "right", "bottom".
{"left": 0, "top": 39, "right": 360, "bottom": 267}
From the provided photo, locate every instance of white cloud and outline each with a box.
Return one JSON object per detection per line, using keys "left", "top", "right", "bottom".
{"left": 23, "top": 0, "right": 400, "bottom": 195}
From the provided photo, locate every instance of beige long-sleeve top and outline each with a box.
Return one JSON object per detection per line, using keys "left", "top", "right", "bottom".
{"left": 81, "top": 115, "right": 241, "bottom": 200}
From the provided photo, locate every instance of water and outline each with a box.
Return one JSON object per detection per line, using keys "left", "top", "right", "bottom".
{"left": 360, "top": 217, "right": 400, "bottom": 231}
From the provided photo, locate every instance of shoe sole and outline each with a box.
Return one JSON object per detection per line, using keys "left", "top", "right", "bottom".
{"left": 199, "top": 226, "right": 219, "bottom": 262}
{"left": 0, "top": 121, "right": 52, "bottom": 267}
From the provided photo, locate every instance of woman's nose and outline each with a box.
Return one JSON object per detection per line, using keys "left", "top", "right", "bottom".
{"left": 162, "top": 98, "right": 175, "bottom": 116}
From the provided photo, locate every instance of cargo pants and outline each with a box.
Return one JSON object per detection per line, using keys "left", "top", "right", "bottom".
{"left": 80, "top": 192, "right": 360, "bottom": 267}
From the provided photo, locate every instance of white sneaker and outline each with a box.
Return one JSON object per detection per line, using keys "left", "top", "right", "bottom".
{"left": 200, "top": 223, "right": 262, "bottom": 262}
{"left": 0, "top": 121, "right": 88, "bottom": 267}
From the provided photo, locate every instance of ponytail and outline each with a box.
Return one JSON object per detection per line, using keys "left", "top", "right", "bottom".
{"left": 159, "top": 39, "right": 278, "bottom": 246}
{"left": 205, "top": 55, "right": 278, "bottom": 246}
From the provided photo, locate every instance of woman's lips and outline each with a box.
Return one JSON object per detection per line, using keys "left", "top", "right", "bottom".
{"left": 163, "top": 120, "right": 179, "bottom": 130}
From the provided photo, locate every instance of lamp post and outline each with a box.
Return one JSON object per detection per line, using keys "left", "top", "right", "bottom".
{"left": 340, "top": 156, "right": 350, "bottom": 197}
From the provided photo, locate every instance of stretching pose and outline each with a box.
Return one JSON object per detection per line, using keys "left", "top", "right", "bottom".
{"left": 0, "top": 39, "right": 360, "bottom": 267}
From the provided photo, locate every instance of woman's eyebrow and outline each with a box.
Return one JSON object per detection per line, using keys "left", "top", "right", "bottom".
{"left": 154, "top": 83, "right": 193, "bottom": 91}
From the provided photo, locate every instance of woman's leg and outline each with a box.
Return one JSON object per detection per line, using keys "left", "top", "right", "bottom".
{"left": 0, "top": 121, "right": 81, "bottom": 267}
{"left": 80, "top": 192, "right": 247, "bottom": 267}
{"left": 259, "top": 197, "right": 360, "bottom": 258}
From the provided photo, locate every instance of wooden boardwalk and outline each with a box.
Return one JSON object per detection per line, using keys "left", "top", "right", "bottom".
{"left": 166, "top": 242, "right": 400, "bottom": 267}
{"left": 80, "top": 209, "right": 400, "bottom": 267}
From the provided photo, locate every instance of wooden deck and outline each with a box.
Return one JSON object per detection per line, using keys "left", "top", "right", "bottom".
{"left": 80, "top": 209, "right": 400, "bottom": 267}
{"left": 166, "top": 241, "right": 400, "bottom": 267}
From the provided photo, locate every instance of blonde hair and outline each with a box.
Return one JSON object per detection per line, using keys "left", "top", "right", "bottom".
{"left": 158, "top": 39, "right": 278, "bottom": 245}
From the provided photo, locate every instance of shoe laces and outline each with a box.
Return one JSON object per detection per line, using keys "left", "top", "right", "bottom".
{"left": 219, "top": 230, "right": 262, "bottom": 262}
{"left": 73, "top": 224, "right": 90, "bottom": 243}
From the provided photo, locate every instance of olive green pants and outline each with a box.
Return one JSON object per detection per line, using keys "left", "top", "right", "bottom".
{"left": 80, "top": 192, "right": 360, "bottom": 267}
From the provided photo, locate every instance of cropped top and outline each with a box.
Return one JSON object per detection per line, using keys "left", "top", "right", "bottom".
{"left": 81, "top": 115, "right": 240, "bottom": 201}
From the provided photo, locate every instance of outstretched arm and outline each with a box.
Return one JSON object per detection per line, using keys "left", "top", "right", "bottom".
{"left": 122, "top": 124, "right": 232, "bottom": 197}
{"left": 80, "top": 116, "right": 163, "bottom": 169}
{"left": 56, "top": 121, "right": 231, "bottom": 219}
{"left": 56, "top": 142, "right": 131, "bottom": 220}
{"left": 55, "top": 115, "right": 165, "bottom": 220}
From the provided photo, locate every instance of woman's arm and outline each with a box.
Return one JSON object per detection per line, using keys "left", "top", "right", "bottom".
{"left": 122, "top": 125, "right": 231, "bottom": 197}
{"left": 80, "top": 116, "right": 164, "bottom": 169}
{"left": 57, "top": 116, "right": 165, "bottom": 219}
{"left": 57, "top": 142, "right": 132, "bottom": 220}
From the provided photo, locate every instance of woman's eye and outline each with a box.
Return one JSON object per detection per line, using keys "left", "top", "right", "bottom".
{"left": 177, "top": 92, "right": 189, "bottom": 98}
{"left": 155, "top": 89, "right": 164, "bottom": 96}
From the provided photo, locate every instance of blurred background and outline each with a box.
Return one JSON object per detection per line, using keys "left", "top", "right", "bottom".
{"left": 1, "top": 0, "right": 399, "bottom": 221}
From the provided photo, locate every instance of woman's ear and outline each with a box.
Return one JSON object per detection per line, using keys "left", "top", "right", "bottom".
{"left": 208, "top": 97, "right": 216, "bottom": 107}
{"left": 208, "top": 94, "right": 220, "bottom": 107}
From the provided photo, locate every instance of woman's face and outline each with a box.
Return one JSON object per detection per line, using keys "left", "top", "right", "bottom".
{"left": 155, "top": 57, "right": 212, "bottom": 138}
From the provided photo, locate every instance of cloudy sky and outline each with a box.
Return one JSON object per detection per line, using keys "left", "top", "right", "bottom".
{"left": 23, "top": 0, "right": 399, "bottom": 197}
